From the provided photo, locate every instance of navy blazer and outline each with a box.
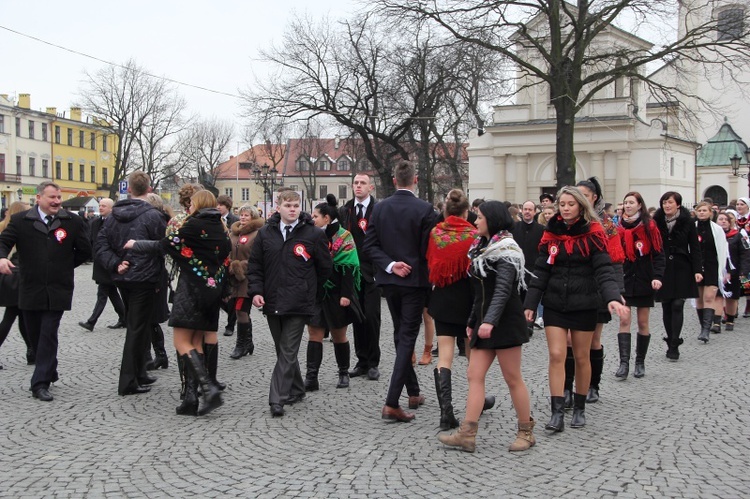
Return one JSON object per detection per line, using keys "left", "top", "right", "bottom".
{"left": 363, "top": 189, "right": 437, "bottom": 288}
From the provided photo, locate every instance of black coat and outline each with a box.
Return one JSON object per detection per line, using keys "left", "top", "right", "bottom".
{"left": 89, "top": 216, "right": 113, "bottom": 285}
{"left": 95, "top": 198, "right": 167, "bottom": 287}
{"left": 619, "top": 219, "right": 666, "bottom": 299}
{"left": 0, "top": 209, "right": 91, "bottom": 311}
{"left": 363, "top": 190, "right": 437, "bottom": 288}
{"left": 653, "top": 207, "right": 702, "bottom": 300}
{"left": 340, "top": 196, "right": 377, "bottom": 284}
{"left": 523, "top": 217, "right": 621, "bottom": 313}
{"left": 511, "top": 220, "right": 545, "bottom": 272}
{"left": 246, "top": 212, "right": 332, "bottom": 316}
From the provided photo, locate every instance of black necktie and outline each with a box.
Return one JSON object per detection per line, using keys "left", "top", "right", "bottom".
{"left": 284, "top": 225, "right": 292, "bottom": 241}
{"left": 45, "top": 215, "right": 53, "bottom": 226}
{"left": 356, "top": 203, "right": 364, "bottom": 219}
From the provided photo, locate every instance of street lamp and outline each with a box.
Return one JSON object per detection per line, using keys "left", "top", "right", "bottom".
{"left": 730, "top": 149, "right": 750, "bottom": 195}
{"left": 16, "top": 188, "right": 22, "bottom": 201}
{"left": 253, "top": 163, "right": 280, "bottom": 219}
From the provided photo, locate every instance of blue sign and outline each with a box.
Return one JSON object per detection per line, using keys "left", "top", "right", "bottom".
{"left": 119, "top": 181, "right": 128, "bottom": 194}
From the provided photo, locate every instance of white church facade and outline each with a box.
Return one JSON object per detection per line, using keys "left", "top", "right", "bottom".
{"left": 468, "top": 1, "right": 750, "bottom": 208}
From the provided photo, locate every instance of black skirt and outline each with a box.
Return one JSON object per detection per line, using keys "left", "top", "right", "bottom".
{"left": 624, "top": 295, "right": 655, "bottom": 308}
{"left": 543, "top": 307, "right": 597, "bottom": 331}
{"left": 699, "top": 259, "right": 719, "bottom": 287}
{"left": 435, "top": 320, "right": 466, "bottom": 338}
{"left": 308, "top": 294, "right": 364, "bottom": 329}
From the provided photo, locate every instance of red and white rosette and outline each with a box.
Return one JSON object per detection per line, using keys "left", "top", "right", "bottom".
{"left": 54, "top": 228, "right": 67, "bottom": 243}
{"left": 239, "top": 236, "right": 248, "bottom": 244}
{"left": 294, "top": 243, "right": 311, "bottom": 261}
{"left": 547, "top": 244, "right": 558, "bottom": 265}
{"left": 358, "top": 218, "right": 368, "bottom": 232}
{"left": 698, "top": 235, "right": 702, "bottom": 243}
{"left": 635, "top": 240, "right": 644, "bottom": 256}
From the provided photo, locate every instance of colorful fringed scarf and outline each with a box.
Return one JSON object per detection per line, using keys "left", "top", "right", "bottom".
{"left": 619, "top": 219, "right": 663, "bottom": 262}
{"left": 599, "top": 212, "right": 626, "bottom": 264}
{"left": 426, "top": 216, "right": 477, "bottom": 288}
{"left": 323, "top": 226, "right": 361, "bottom": 294}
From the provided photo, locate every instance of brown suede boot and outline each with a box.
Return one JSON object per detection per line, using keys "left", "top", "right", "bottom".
{"left": 509, "top": 417, "right": 536, "bottom": 452}
{"left": 417, "top": 344, "right": 433, "bottom": 365}
{"left": 437, "top": 420, "right": 479, "bottom": 453}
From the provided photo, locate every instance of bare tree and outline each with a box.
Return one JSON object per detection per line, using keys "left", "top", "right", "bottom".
{"left": 78, "top": 59, "right": 188, "bottom": 197}
{"left": 178, "top": 118, "right": 235, "bottom": 195}
{"left": 375, "top": 0, "right": 750, "bottom": 187}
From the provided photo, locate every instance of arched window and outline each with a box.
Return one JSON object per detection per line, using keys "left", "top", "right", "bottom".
{"left": 704, "top": 185, "right": 728, "bottom": 207}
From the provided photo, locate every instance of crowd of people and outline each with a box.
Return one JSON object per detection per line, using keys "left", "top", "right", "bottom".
{"left": 1, "top": 165, "right": 748, "bottom": 454}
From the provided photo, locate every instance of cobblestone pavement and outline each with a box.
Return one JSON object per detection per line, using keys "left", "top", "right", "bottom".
{"left": 1, "top": 268, "right": 749, "bottom": 498}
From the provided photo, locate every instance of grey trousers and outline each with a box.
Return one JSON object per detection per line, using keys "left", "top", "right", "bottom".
{"left": 267, "top": 314, "right": 307, "bottom": 406}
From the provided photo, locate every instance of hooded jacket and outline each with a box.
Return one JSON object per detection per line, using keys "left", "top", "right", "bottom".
{"left": 95, "top": 198, "right": 167, "bottom": 286}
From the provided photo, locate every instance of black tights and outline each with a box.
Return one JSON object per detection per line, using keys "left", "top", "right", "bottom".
{"left": 661, "top": 299, "right": 685, "bottom": 340}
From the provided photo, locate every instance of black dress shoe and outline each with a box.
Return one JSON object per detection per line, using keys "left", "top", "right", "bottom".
{"left": 367, "top": 367, "right": 380, "bottom": 381}
{"left": 223, "top": 327, "right": 234, "bottom": 337}
{"left": 78, "top": 321, "right": 95, "bottom": 332}
{"left": 349, "top": 365, "right": 368, "bottom": 377}
{"left": 107, "top": 319, "right": 126, "bottom": 329}
{"left": 119, "top": 385, "right": 151, "bottom": 396}
{"left": 270, "top": 404, "right": 285, "bottom": 417}
{"left": 137, "top": 375, "right": 157, "bottom": 385}
{"left": 286, "top": 393, "right": 306, "bottom": 405}
{"left": 32, "top": 388, "right": 53, "bottom": 401}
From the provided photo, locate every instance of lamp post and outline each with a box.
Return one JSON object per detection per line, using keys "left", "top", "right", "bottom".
{"left": 253, "top": 163, "right": 280, "bottom": 219}
{"left": 16, "top": 188, "right": 22, "bottom": 201}
{"left": 730, "top": 148, "right": 750, "bottom": 196}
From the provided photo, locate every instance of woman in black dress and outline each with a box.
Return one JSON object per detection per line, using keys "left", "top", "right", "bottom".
{"left": 716, "top": 212, "right": 750, "bottom": 330}
{"left": 304, "top": 194, "right": 360, "bottom": 391}
{"left": 653, "top": 191, "right": 702, "bottom": 360}
{"left": 693, "top": 201, "right": 730, "bottom": 341}
{"left": 125, "top": 190, "right": 231, "bottom": 416}
{"left": 523, "top": 187, "right": 626, "bottom": 432}
{"left": 616, "top": 192, "right": 665, "bottom": 379}
{"left": 438, "top": 201, "right": 534, "bottom": 453}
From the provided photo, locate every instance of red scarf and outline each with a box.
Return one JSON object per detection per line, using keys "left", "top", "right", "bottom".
{"left": 620, "top": 220, "right": 663, "bottom": 262}
{"left": 539, "top": 221, "right": 608, "bottom": 261}
{"left": 426, "top": 216, "right": 477, "bottom": 287}
{"left": 725, "top": 228, "right": 739, "bottom": 240}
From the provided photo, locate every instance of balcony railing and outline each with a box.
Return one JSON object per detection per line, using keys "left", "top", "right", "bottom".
{"left": 0, "top": 173, "right": 22, "bottom": 183}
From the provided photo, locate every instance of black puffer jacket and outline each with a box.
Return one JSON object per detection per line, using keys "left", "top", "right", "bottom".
{"left": 524, "top": 216, "right": 621, "bottom": 312}
{"left": 96, "top": 198, "right": 167, "bottom": 286}
{"left": 246, "top": 212, "right": 332, "bottom": 316}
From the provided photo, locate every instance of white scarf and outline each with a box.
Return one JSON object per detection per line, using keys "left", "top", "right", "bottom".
{"left": 470, "top": 233, "right": 531, "bottom": 292}
{"left": 699, "top": 220, "right": 732, "bottom": 297}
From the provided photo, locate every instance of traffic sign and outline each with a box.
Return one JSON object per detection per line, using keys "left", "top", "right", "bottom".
{"left": 119, "top": 181, "right": 128, "bottom": 194}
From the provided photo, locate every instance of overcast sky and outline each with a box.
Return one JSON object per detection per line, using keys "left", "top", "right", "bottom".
{"left": 3, "top": 0, "right": 357, "bottom": 142}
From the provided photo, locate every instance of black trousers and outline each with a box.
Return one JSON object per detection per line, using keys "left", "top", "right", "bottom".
{"left": 87, "top": 283, "right": 126, "bottom": 324}
{"left": 382, "top": 285, "right": 426, "bottom": 408}
{"left": 352, "top": 278, "right": 382, "bottom": 369}
{"left": 266, "top": 314, "right": 307, "bottom": 406}
{"left": 221, "top": 298, "right": 237, "bottom": 331}
{"left": 22, "top": 310, "right": 64, "bottom": 392}
{"left": 118, "top": 286, "right": 156, "bottom": 393}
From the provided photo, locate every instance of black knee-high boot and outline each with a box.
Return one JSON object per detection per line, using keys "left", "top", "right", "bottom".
{"left": 633, "top": 334, "right": 650, "bottom": 378}
{"left": 305, "top": 341, "right": 323, "bottom": 392}
{"left": 436, "top": 368, "right": 459, "bottom": 430}
{"left": 203, "top": 342, "right": 226, "bottom": 391}
{"left": 175, "top": 354, "right": 198, "bottom": 416}
{"left": 587, "top": 348, "right": 603, "bottom": 403}
{"left": 147, "top": 324, "right": 169, "bottom": 370}
{"left": 615, "top": 333, "right": 630, "bottom": 380}
{"left": 564, "top": 347, "right": 574, "bottom": 409}
{"left": 185, "top": 350, "right": 222, "bottom": 416}
{"left": 334, "top": 342, "right": 350, "bottom": 388}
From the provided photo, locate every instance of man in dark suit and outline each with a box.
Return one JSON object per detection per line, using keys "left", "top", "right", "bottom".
{"left": 79, "top": 198, "right": 126, "bottom": 331}
{"left": 217, "top": 194, "right": 239, "bottom": 336}
{"left": 339, "top": 173, "right": 382, "bottom": 381}
{"left": 0, "top": 181, "right": 92, "bottom": 401}
{"left": 512, "top": 200, "right": 546, "bottom": 332}
{"left": 364, "top": 160, "right": 438, "bottom": 422}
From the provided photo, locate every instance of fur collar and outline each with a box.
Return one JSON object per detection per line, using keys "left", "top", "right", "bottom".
{"left": 231, "top": 218, "right": 264, "bottom": 236}
{"left": 546, "top": 215, "right": 593, "bottom": 236}
{"left": 653, "top": 206, "right": 692, "bottom": 232}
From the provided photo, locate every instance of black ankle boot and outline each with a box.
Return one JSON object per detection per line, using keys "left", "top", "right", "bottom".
{"left": 725, "top": 315, "right": 735, "bottom": 331}
{"left": 203, "top": 342, "right": 225, "bottom": 391}
{"left": 175, "top": 353, "right": 198, "bottom": 416}
{"left": 570, "top": 393, "right": 587, "bottom": 428}
{"left": 698, "top": 309, "right": 712, "bottom": 343}
{"left": 147, "top": 324, "right": 169, "bottom": 370}
{"left": 545, "top": 396, "right": 565, "bottom": 432}
{"left": 185, "top": 350, "right": 222, "bottom": 416}
{"left": 615, "top": 333, "right": 631, "bottom": 380}
{"left": 230, "top": 323, "right": 253, "bottom": 359}
{"left": 633, "top": 334, "right": 650, "bottom": 378}
{"left": 305, "top": 341, "right": 323, "bottom": 392}
{"left": 437, "top": 368, "right": 459, "bottom": 430}
{"left": 587, "top": 348, "right": 603, "bottom": 403}
{"left": 564, "top": 347, "right": 574, "bottom": 409}
{"left": 710, "top": 314, "right": 722, "bottom": 334}
{"left": 334, "top": 342, "right": 350, "bottom": 388}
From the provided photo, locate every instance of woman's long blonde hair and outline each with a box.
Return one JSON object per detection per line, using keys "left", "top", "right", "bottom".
{"left": 557, "top": 186, "right": 600, "bottom": 224}
{"left": 0, "top": 201, "right": 30, "bottom": 232}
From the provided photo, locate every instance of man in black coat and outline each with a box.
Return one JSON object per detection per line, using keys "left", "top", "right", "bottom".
{"left": 96, "top": 171, "right": 167, "bottom": 396}
{"left": 217, "top": 194, "right": 239, "bottom": 336}
{"left": 247, "top": 190, "right": 332, "bottom": 417}
{"left": 0, "top": 181, "right": 92, "bottom": 401}
{"left": 364, "top": 161, "right": 438, "bottom": 422}
{"left": 512, "top": 200, "right": 546, "bottom": 332}
{"left": 339, "top": 173, "right": 382, "bottom": 381}
{"left": 79, "top": 198, "right": 126, "bottom": 331}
